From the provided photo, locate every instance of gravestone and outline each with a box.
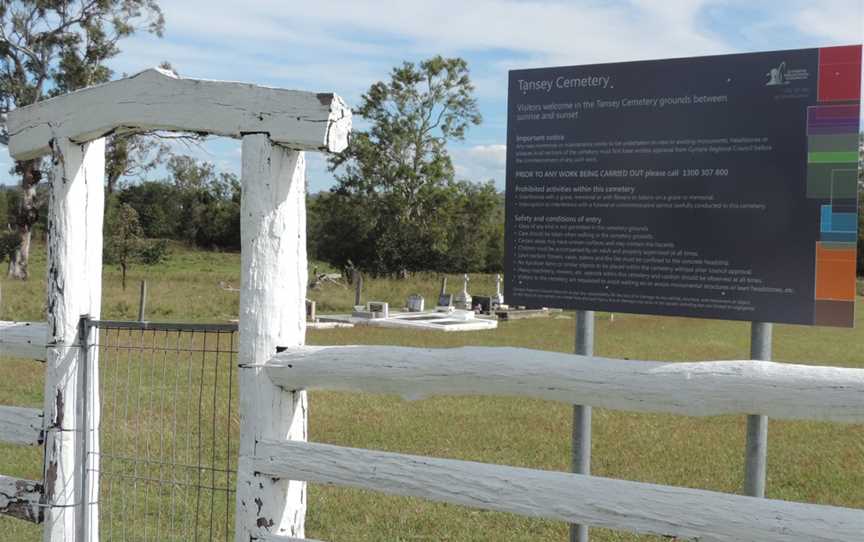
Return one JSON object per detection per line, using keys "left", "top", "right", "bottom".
{"left": 436, "top": 293, "right": 454, "bottom": 313}
{"left": 454, "top": 274, "right": 473, "bottom": 310}
{"left": 407, "top": 295, "right": 425, "bottom": 312}
{"left": 367, "top": 301, "right": 389, "bottom": 319}
{"left": 491, "top": 274, "right": 505, "bottom": 309}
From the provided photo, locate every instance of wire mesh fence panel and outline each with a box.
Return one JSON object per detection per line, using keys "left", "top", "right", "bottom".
{"left": 93, "top": 321, "right": 239, "bottom": 542}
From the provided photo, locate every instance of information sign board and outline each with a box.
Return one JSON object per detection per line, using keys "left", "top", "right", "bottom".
{"left": 505, "top": 46, "right": 861, "bottom": 326}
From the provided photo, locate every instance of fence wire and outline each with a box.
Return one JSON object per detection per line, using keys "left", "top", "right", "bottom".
{"left": 91, "top": 321, "right": 239, "bottom": 542}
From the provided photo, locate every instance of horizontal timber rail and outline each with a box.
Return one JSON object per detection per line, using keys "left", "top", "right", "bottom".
{"left": 252, "top": 440, "right": 864, "bottom": 542}
{"left": 0, "top": 406, "right": 43, "bottom": 445}
{"left": 265, "top": 345, "right": 864, "bottom": 423}
{"left": 0, "top": 475, "right": 43, "bottom": 523}
{"left": 0, "top": 321, "right": 47, "bottom": 361}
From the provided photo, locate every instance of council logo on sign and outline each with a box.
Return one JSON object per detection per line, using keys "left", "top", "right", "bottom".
{"left": 766, "top": 60, "right": 810, "bottom": 86}
{"left": 766, "top": 61, "right": 788, "bottom": 85}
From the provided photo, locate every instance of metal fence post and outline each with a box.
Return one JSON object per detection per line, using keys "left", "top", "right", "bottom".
{"left": 571, "top": 310, "right": 594, "bottom": 542}
{"left": 745, "top": 321, "right": 772, "bottom": 497}
{"left": 78, "top": 316, "right": 90, "bottom": 542}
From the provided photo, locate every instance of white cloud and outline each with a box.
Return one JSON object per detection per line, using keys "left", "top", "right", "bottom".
{"left": 147, "top": 1, "right": 728, "bottom": 68}
{"left": 452, "top": 144, "right": 507, "bottom": 186}
{"left": 466, "top": 144, "right": 507, "bottom": 168}
{"left": 789, "top": 1, "right": 864, "bottom": 43}
{"left": 109, "top": 0, "right": 734, "bottom": 104}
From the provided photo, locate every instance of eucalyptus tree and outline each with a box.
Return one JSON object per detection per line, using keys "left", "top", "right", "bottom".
{"left": 1, "top": 0, "right": 164, "bottom": 279}
{"left": 325, "top": 56, "right": 484, "bottom": 273}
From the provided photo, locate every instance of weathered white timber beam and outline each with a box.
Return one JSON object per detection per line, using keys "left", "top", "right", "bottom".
{"left": 0, "top": 405, "right": 43, "bottom": 446}
{"left": 235, "top": 134, "right": 308, "bottom": 541}
{"left": 0, "top": 475, "right": 43, "bottom": 523}
{"left": 6, "top": 68, "right": 351, "bottom": 161}
{"left": 253, "top": 440, "right": 864, "bottom": 542}
{"left": 43, "top": 137, "right": 105, "bottom": 542}
{"left": 266, "top": 346, "right": 864, "bottom": 423}
{"left": 0, "top": 321, "right": 47, "bottom": 361}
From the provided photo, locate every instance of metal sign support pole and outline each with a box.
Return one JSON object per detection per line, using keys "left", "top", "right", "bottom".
{"left": 570, "top": 310, "right": 594, "bottom": 542}
{"left": 745, "top": 321, "right": 772, "bottom": 497}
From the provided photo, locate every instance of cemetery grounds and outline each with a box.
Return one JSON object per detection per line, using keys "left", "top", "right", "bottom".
{"left": 0, "top": 242, "right": 862, "bottom": 541}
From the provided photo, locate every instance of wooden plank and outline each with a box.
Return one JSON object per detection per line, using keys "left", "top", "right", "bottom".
{"left": 0, "top": 405, "right": 42, "bottom": 446}
{"left": 253, "top": 440, "right": 864, "bottom": 542}
{"left": 0, "top": 475, "right": 43, "bottom": 523}
{"left": 266, "top": 345, "right": 864, "bottom": 423}
{"left": 235, "top": 135, "right": 308, "bottom": 540}
{"left": 0, "top": 321, "right": 47, "bottom": 361}
{"left": 7, "top": 68, "right": 351, "bottom": 161}
{"left": 43, "top": 137, "right": 105, "bottom": 542}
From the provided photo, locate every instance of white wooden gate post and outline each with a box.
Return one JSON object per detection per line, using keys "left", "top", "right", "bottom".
{"left": 43, "top": 137, "right": 104, "bottom": 542}
{"left": 237, "top": 134, "right": 308, "bottom": 540}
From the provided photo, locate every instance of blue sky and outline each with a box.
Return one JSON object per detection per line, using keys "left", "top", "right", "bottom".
{"left": 1, "top": 0, "right": 862, "bottom": 191}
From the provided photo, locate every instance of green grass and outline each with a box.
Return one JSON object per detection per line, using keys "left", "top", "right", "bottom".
{"left": 1, "top": 241, "right": 863, "bottom": 541}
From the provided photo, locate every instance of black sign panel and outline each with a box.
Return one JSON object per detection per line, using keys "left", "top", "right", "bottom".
{"left": 505, "top": 46, "right": 861, "bottom": 326}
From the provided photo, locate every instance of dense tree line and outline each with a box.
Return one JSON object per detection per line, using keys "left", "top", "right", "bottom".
{"left": 309, "top": 180, "right": 504, "bottom": 274}
{"left": 0, "top": 154, "right": 505, "bottom": 274}
{"left": 115, "top": 155, "right": 242, "bottom": 249}
{"left": 0, "top": 154, "right": 242, "bottom": 253}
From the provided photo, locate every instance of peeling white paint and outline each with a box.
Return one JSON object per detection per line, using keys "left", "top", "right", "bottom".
{"left": 43, "top": 137, "right": 104, "bottom": 542}
{"left": 236, "top": 134, "right": 307, "bottom": 541}
{"left": 0, "top": 475, "right": 43, "bottom": 523}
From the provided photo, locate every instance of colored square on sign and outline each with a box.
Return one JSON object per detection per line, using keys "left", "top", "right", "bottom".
{"left": 832, "top": 212, "right": 857, "bottom": 232}
{"left": 831, "top": 199, "right": 858, "bottom": 213}
{"left": 808, "top": 133, "right": 859, "bottom": 153}
{"left": 808, "top": 151, "right": 858, "bottom": 163}
{"left": 820, "top": 45, "right": 862, "bottom": 65}
{"left": 820, "top": 205, "right": 832, "bottom": 232}
{"left": 818, "top": 45, "right": 862, "bottom": 102}
{"left": 806, "top": 166, "right": 858, "bottom": 198}
{"left": 821, "top": 231, "right": 858, "bottom": 243}
{"left": 814, "top": 243, "right": 856, "bottom": 301}
{"left": 814, "top": 300, "right": 855, "bottom": 327}
{"left": 806, "top": 104, "right": 859, "bottom": 134}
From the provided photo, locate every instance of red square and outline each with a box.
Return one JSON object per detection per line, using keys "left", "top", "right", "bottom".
{"left": 818, "top": 45, "right": 862, "bottom": 102}
{"left": 820, "top": 45, "right": 862, "bottom": 65}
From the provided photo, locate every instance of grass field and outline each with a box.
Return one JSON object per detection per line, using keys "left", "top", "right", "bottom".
{"left": 1, "top": 241, "right": 862, "bottom": 541}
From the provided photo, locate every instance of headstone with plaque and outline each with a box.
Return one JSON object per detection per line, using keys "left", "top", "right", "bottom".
{"left": 436, "top": 293, "right": 454, "bottom": 313}
{"left": 407, "top": 294, "right": 425, "bottom": 312}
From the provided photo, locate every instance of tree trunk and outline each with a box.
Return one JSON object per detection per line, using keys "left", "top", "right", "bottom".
{"left": 8, "top": 159, "right": 41, "bottom": 280}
